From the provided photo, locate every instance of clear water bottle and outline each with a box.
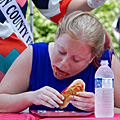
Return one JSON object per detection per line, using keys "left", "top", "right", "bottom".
{"left": 95, "top": 60, "right": 114, "bottom": 118}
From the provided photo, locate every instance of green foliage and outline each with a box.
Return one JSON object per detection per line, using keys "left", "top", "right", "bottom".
{"left": 92, "top": 0, "right": 120, "bottom": 55}
{"left": 33, "top": 8, "right": 57, "bottom": 43}
{"left": 26, "top": 2, "right": 57, "bottom": 43}
{"left": 26, "top": 0, "right": 120, "bottom": 54}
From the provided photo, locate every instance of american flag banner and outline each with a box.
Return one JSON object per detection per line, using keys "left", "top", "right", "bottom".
{"left": 32, "top": 0, "right": 71, "bottom": 24}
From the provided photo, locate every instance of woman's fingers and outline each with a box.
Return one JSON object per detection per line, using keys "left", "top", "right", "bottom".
{"left": 35, "top": 93, "right": 59, "bottom": 108}
{"left": 43, "top": 86, "right": 64, "bottom": 105}
{"left": 34, "top": 86, "right": 64, "bottom": 108}
{"left": 37, "top": 99, "right": 55, "bottom": 108}
{"left": 69, "top": 92, "right": 95, "bottom": 112}
{"left": 45, "top": 86, "right": 64, "bottom": 100}
{"left": 70, "top": 95, "right": 94, "bottom": 103}
{"left": 69, "top": 99, "right": 94, "bottom": 112}
{"left": 76, "top": 92, "right": 94, "bottom": 98}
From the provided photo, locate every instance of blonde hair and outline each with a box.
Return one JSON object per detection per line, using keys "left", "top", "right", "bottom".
{"left": 56, "top": 11, "right": 105, "bottom": 60}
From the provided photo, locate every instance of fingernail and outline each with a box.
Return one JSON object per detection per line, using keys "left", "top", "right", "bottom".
{"left": 61, "top": 96, "right": 64, "bottom": 100}
{"left": 69, "top": 100, "right": 73, "bottom": 103}
{"left": 56, "top": 105, "right": 59, "bottom": 108}
{"left": 76, "top": 92, "right": 80, "bottom": 95}
{"left": 59, "top": 101, "right": 63, "bottom": 104}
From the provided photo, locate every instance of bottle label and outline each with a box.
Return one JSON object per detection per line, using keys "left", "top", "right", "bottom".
{"left": 95, "top": 78, "right": 114, "bottom": 88}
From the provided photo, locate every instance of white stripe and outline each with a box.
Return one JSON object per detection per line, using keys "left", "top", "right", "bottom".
{"left": 38, "top": 0, "right": 61, "bottom": 20}
{"left": 0, "top": 21, "right": 14, "bottom": 39}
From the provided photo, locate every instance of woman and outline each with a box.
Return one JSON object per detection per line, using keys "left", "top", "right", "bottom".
{"left": 0, "top": 10, "right": 119, "bottom": 113}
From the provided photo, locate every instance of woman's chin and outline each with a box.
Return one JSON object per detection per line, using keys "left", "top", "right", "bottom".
{"left": 54, "top": 74, "right": 65, "bottom": 80}
{"left": 54, "top": 72, "right": 68, "bottom": 80}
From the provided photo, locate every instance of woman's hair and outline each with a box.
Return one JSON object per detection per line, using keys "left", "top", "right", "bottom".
{"left": 56, "top": 11, "right": 105, "bottom": 59}
{"left": 56, "top": 11, "right": 113, "bottom": 68}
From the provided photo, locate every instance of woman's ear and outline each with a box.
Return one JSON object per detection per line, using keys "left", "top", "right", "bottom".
{"left": 88, "top": 55, "right": 95, "bottom": 64}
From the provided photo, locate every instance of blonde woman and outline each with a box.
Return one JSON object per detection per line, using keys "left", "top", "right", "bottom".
{"left": 0, "top": 11, "right": 119, "bottom": 113}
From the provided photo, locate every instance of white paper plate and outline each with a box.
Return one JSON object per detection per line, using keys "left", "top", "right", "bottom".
{"left": 31, "top": 110, "right": 94, "bottom": 117}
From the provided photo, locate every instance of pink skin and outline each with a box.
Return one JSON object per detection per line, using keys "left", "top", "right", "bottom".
{"left": 50, "top": 33, "right": 94, "bottom": 80}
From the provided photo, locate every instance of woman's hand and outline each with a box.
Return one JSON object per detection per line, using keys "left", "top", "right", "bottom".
{"left": 30, "top": 86, "right": 64, "bottom": 108}
{"left": 69, "top": 92, "right": 95, "bottom": 112}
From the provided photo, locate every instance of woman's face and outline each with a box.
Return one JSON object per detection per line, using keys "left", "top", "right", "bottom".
{"left": 51, "top": 33, "right": 94, "bottom": 80}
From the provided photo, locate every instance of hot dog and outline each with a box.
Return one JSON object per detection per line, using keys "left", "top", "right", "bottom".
{"left": 59, "top": 79, "right": 85, "bottom": 109}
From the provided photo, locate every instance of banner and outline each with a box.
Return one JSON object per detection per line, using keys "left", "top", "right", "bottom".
{"left": 0, "top": 0, "right": 34, "bottom": 47}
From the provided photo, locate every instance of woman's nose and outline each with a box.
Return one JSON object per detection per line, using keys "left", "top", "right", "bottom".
{"left": 61, "top": 56, "right": 70, "bottom": 68}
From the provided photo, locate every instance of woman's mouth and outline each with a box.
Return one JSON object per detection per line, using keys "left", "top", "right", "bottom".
{"left": 53, "top": 65, "right": 70, "bottom": 76}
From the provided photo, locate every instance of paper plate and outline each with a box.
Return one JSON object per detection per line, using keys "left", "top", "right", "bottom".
{"left": 31, "top": 110, "right": 94, "bottom": 117}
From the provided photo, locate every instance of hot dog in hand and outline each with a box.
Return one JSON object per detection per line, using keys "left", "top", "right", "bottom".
{"left": 59, "top": 79, "right": 85, "bottom": 109}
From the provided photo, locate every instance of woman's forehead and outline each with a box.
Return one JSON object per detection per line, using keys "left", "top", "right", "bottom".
{"left": 55, "top": 34, "right": 92, "bottom": 56}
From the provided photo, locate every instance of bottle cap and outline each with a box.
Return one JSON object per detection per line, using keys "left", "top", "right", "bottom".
{"left": 100, "top": 60, "right": 108, "bottom": 66}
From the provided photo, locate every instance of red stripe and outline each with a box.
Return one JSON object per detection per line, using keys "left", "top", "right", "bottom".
{"left": 50, "top": 0, "right": 72, "bottom": 24}
{"left": 0, "top": 33, "right": 27, "bottom": 57}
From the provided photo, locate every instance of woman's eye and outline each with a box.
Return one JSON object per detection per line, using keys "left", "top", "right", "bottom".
{"left": 73, "top": 57, "right": 81, "bottom": 62}
{"left": 74, "top": 59, "right": 80, "bottom": 62}
{"left": 59, "top": 51, "right": 66, "bottom": 55}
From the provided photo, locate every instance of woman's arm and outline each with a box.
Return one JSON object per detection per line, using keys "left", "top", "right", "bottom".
{"left": 111, "top": 55, "right": 120, "bottom": 108}
{"left": 0, "top": 87, "right": 64, "bottom": 113}
{"left": 66, "top": 0, "right": 107, "bottom": 13}
{"left": 0, "top": 46, "right": 33, "bottom": 112}
{"left": 0, "top": 46, "right": 32, "bottom": 94}
{"left": 0, "top": 92, "right": 33, "bottom": 112}
{"left": 66, "top": 0, "right": 93, "bottom": 13}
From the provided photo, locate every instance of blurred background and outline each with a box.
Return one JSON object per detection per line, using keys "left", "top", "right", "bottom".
{"left": 26, "top": 0, "right": 120, "bottom": 56}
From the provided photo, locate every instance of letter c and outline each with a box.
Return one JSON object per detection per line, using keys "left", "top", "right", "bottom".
{"left": 6, "top": 5, "right": 16, "bottom": 15}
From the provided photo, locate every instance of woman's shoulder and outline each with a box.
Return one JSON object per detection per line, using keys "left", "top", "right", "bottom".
{"left": 111, "top": 54, "right": 120, "bottom": 71}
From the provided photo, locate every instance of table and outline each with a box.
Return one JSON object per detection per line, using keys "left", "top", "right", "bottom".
{"left": 0, "top": 113, "right": 120, "bottom": 120}
{"left": 0, "top": 113, "right": 40, "bottom": 120}
{"left": 43, "top": 114, "right": 120, "bottom": 120}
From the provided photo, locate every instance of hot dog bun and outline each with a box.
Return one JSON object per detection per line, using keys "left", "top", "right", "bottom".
{"left": 59, "top": 79, "right": 85, "bottom": 109}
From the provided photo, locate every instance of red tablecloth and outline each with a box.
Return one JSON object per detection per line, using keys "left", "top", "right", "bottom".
{"left": 0, "top": 113, "right": 120, "bottom": 120}
{"left": 0, "top": 113, "right": 41, "bottom": 120}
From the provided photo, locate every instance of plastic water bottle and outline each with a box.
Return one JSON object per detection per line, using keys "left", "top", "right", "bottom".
{"left": 95, "top": 60, "right": 114, "bottom": 118}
